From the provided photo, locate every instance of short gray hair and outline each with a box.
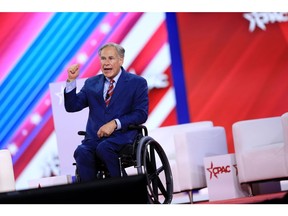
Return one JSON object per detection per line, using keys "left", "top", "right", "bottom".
{"left": 98, "top": 42, "right": 125, "bottom": 58}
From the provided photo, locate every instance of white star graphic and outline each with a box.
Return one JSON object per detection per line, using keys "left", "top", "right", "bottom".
{"left": 7, "top": 143, "right": 18, "bottom": 155}
{"left": 77, "top": 53, "right": 88, "bottom": 64}
{"left": 31, "top": 113, "right": 42, "bottom": 125}
{"left": 100, "top": 22, "right": 111, "bottom": 34}
{"left": 55, "top": 85, "right": 65, "bottom": 105}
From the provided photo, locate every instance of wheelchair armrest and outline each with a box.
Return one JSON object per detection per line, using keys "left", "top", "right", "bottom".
{"left": 78, "top": 131, "right": 86, "bottom": 136}
{"left": 128, "top": 124, "right": 148, "bottom": 136}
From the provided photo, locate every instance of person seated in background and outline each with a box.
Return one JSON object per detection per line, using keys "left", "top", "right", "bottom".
{"left": 64, "top": 42, "right": 149, "bottom": 182}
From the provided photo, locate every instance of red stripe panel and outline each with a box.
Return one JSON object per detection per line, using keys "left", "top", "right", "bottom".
{"left": 160, "top": 107, "right": 178, "bottom": 127}
{"left": 177, "top": 13, "right": 288, "bottom": 152}
{"left": 0, "top": 12, "right": 53, "bottom": 82}
{"left": 83, "top": 13, "right": 143, "bottom": 78}
{"left": 14, "top": 116, "right": 54, "bottom": 179}
{"left": 148, "top": 66, "right": 172, "bottom": 114}
{"left": 127, "top": 21, "right": 167, "bottom": 75}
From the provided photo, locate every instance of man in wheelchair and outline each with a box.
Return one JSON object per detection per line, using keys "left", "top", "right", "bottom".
{"left": 64, "top": 42, "right": 149, "bottom": 182}
{"left": 64, "top": 42, "right": 173, "bottom": 204}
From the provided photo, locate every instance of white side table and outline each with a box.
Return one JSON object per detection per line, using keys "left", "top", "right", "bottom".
{"left": 204, "top": 153, "right": 248, "bottom": 201}
{"left": 0, "top": 149, "right": 16, "bottom": 192}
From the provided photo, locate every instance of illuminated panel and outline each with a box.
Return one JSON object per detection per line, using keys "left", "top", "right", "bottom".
{"left": 176, "top": 12, "right": 288, "bottom": 152}
{"left": 0, "top": 12, "right": 178, "bottom": 180}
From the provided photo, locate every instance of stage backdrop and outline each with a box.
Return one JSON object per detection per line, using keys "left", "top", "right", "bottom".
{"left": 0, "top": 12, "right": 177, "bottom": 189}
{"left": 173, "top": 12, "right": 288, "bottom": 152}
{"left": 0, "top": 12, "right": 287, "bottom": 189}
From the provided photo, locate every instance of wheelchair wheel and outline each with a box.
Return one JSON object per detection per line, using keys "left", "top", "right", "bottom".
{"left": 136, "top": 136, "right": 173, "bottom": 204}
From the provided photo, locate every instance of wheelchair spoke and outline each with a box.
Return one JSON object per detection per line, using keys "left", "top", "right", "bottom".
{"left": 141, "top": 139, "right": 173, "bottom": 204}
{"left": 147, "top": 155, "right": 160, "bottom": 198}
{"left": 146, "top": 166, "right": 165, "bottom": 182}
{"left": 149, "top": 173, "right": 168, "bottom": 197}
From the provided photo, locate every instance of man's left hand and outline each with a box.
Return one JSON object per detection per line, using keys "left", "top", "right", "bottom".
{"left": 97, "top": 120, "right": 117, "bottom": 138}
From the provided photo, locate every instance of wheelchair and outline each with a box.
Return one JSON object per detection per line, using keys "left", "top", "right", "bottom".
{"left": 74, "top": 125, "right": 173, "bottom": 204}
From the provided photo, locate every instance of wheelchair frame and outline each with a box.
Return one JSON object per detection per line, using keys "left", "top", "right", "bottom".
{"left": 75, "top": 125, "right": 173, "bottom": 204}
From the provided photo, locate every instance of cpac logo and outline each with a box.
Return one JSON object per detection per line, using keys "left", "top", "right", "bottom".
{"left": 243, "top": 12, "right": 288, "bottom": 32}
{"left": 206, "top": 162, "right": 238, "bottom": 179}
{"left": 129, "top": 68, "right": 169, "bottom": 90}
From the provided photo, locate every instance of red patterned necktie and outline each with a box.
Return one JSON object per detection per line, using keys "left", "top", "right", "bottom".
{"left": 105, "top": 79, "right": 115, "bottom": 106}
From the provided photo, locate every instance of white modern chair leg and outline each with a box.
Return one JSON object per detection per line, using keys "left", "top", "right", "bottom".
{"left": 246, "top": 183, "right": 254, "bottom": 196}
{"left": 187, "top": 190, "right": 193, "bottom": 203}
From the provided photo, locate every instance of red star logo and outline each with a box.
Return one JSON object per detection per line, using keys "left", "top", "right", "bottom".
{"left": 206, "top": 162, "right": 218, "bottom": 179}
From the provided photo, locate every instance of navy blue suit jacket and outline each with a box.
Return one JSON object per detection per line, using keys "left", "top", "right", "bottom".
{"left": 64, "top": 68, "right": 149, "bottom": 146}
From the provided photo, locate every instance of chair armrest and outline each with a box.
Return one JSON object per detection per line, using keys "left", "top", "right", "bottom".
{"left": 232, "top": 116, "right": 283, "bottom": 153}
{"left": 174, "top": 126, "right": 228, "bottom": 191}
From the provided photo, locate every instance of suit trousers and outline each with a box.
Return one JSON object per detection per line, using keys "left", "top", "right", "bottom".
{"left": 74, "top": 138, "right": 124, "bottom": 182}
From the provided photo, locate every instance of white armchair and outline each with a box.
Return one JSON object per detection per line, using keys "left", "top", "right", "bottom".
{"left": 282, "top": 112, "right": 288, "bottom": 153}
{"left": 232, "top": 113, "right": 288, "bottom": 195}
{"left": 148, "top": 121, "right": 213, "bottom": 192}
{"left": 0, "top": 149, "right": 16, "bottom": 193}
{"left": 174, "top": 126, "right": 228, "bottom": 200}
{"left": 281, "top": 112, "right": 288, "bottom": 185}
{"left": 148, "top": 121, "right": 228, "bottom": 203}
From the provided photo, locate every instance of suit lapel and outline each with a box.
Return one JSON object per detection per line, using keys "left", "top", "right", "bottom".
{"left": 92, "top": 75, "right": 106, "bottom": 106}
{"left": 108, "top": 71, "right": 128, "bottom": 107}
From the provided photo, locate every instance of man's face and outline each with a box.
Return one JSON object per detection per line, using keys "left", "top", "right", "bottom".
{"left": 100, "top": 46, "right": 123, "bottom": 79}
